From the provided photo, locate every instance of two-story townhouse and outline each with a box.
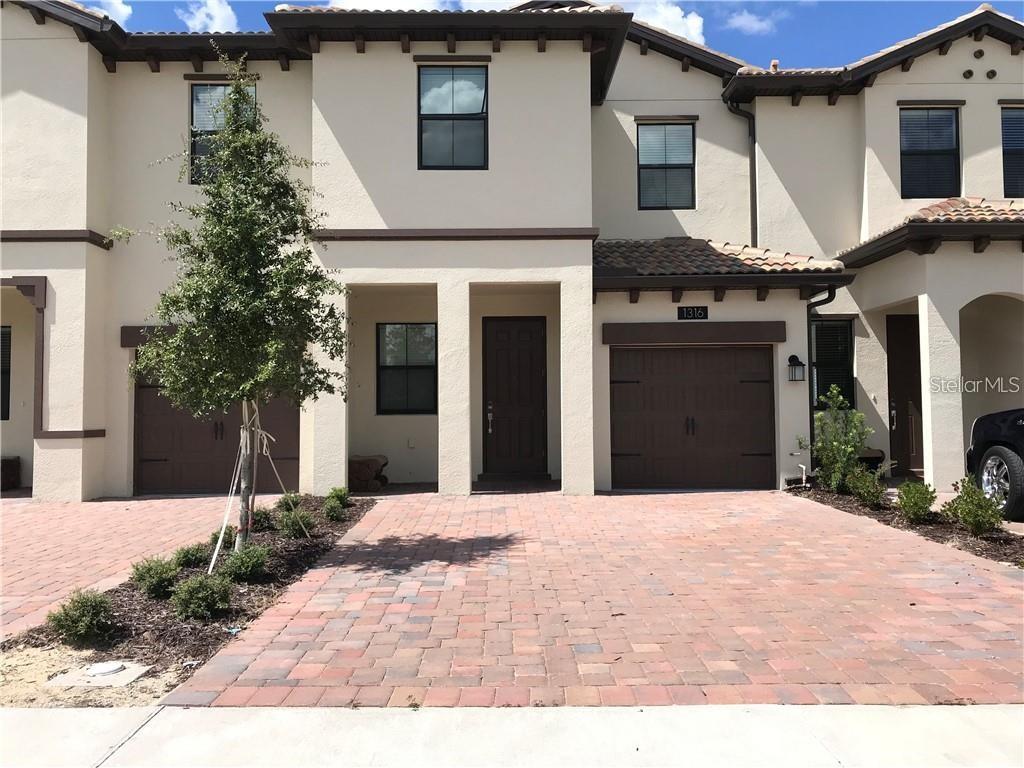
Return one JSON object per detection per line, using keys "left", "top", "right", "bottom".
{"left": 1, "top": 0, "right": 1021, "bottom": 503}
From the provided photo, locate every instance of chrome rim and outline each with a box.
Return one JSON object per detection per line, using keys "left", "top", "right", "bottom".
{"left": 980, "top": 456, "right": 1010, "bottom": 511}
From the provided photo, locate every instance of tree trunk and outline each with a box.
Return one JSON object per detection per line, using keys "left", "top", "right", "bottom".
{"left": 236, "top": 399, "right": 256, "bottom": 550}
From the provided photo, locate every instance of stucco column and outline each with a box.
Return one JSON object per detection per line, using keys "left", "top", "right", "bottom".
{"left": 560, "top": 273, "right": 595, "bottom": 495}
{"left": 917, "top": 293, "right": 964, "bottom": 492}
{"left": 436, "top": 277, "right": 472, "bottom": 495}
{"left": 300, "top": 289, "right": 348, "bottom": 495}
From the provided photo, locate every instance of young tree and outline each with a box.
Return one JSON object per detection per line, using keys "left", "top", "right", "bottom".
{"left": 129, "top": 53, "right": 345, "bottom": 548}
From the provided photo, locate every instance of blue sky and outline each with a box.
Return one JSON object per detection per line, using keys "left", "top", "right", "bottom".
{"left": 92, "top": 1, "right": 1022, "bottom": 69}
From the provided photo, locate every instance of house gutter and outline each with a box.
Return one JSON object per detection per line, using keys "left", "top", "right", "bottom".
{"left": 804, "top": 285, "right": 839, "bottom": 461}
{"left": 726, "top": 100, "right": 757, "bottom": 247}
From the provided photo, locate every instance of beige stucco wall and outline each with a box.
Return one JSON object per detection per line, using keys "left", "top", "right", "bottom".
{"left": 593, "top": 43, "right": 750, "bottom": 242}
{"left": 0, "top": 287, "right": 36, "bottom": 486}
{"left": 960, "top": 294, "right": 1024, "bottom": 433}
{"left": 592, "top": 288, "right": 812, "bottom": 491}
{"left": 312, "top": 41, "right": 592, "bottom": 229}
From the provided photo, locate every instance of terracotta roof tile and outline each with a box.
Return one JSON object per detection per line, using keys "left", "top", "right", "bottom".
{"left": 594, "top": 237, "right": 843, "bottom": 276}
{"left": 907, "top": 197, "right": 1024, "bottom": 223}
{"left": 272, "top": 3, "right": 623, "bottom": 13}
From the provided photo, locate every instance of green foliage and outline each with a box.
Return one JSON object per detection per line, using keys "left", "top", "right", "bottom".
{"left": 251, "top": 506, "right": 275, "bottom": 532}
{"left": 326, "top": 487, "right": 350, "bottom": 508}
{"left": 941, "top": 477, "right": 1003, "bottom": 536}
{"left": 322, "top": 496, "right": 348, "bottom": 522}
{"left": 221, "top": 545, "right": 270, "bottom": 583}
{"left": 278, "top": 508, "right": 315, "bottom": 539}
{"left": 174, "top": 543, "right": 210, "bottom": 569}
{"left": 897, "top": 481, "right": 937, "bottom": 524}
{"left": 46, "top": 590, "right": 119, "bottom": 646}
{"left": 171, "top": 575, "right": 232, "bottom": 621}
{"left": 276, "top": 492, "right": 302, "bottom": 513}
{"left": 811, "top": 385, "right": 873, "bottom": 492}
{"left": 845, "top": 464, "right": 886, "bottom": 509}
{"left": 131, "top": 557, "right": 180, "bottom": 599}
{"left": 210, "top": 525, "right": 237, "bottom": 551}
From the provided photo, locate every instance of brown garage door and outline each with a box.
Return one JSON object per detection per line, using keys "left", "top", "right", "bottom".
{"left": 610, "top": 346, "right": 775, "bottom": 489}
{"left": 135, "top": 385, "right": 300, "bottom": 495}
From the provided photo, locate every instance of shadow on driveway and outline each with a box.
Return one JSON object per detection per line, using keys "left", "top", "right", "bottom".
{"left": 320, "top": 533, "right": 520, "bottom": 575}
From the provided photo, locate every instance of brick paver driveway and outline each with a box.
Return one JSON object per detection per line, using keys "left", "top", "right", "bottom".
{"left": 168, "top": 491, "right": 1023, "bottom": 708}
{"left": 1, "top": 495, "right": 261, "bottom": 638}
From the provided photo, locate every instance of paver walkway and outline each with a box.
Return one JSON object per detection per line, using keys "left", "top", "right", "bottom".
{"left": 0, "top": 495, "right": 270, "bottom": 638}
{"left": 168, "top": 491, "right": 1024, "bottom": 707}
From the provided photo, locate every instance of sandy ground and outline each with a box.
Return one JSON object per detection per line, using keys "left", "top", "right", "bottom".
{"left": 0, "top": 644, "right": 179, "bottom": 708}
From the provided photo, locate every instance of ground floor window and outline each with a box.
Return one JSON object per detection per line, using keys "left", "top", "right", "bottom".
{"left": 810, "top": 318, "right": 854, "bottom": 409}
{"left": 0, "top": 326, "right": 10, "bottom": 421}
{"left": 376, "top": 323, "right": 437, "bottom": 415}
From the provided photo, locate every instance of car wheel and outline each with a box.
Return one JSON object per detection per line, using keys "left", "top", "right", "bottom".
{"left": 977, "top": 446, "right": 1024, "bottom": 522}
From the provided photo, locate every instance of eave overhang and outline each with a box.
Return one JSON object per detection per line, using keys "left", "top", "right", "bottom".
{"left": 839, "top": 221, "right": 1024, "bottom": 268}
{"left": 626, "top": 23, "right": 742, "bottom": 80}
{"left": 593, "top": 269, "right": 855, "bottom": 294}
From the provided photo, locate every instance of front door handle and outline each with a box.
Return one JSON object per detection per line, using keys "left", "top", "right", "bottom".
{"left": 487, "top": 402, "right": 494, "bottom": 435}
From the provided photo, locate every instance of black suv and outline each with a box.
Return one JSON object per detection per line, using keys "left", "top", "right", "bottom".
{"left": 966, "top": 409, "right": 1024, "bottom": 522}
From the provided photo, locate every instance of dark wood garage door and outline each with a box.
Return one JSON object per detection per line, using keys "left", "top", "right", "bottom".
{"left": 135, "top": 385, "right": 300, "bottom": 495}
{"left": 610, "top": 346, "right": 775, "bottom": 489}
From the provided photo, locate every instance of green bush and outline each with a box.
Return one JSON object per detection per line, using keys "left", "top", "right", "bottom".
{"left": 278, "top": 507, "right": 315, "bottom": 538}
{"left": 941, "top": 477, "right": 1003, "bottom": 536}
{"left": 276, "top": 492, "right": 302, "bottom": 513}
{"left": 326, "top": 486, "right": 350, "bottom": 508}
{"left": 845, "top": 464, "right": 887, "bottom": 508}
{"left": 209, "top": 525, "right": 237, "bottom": 551}
{"left": 130, "top": 557, "right": 180, "bottom": 599}
{"left": 221, "top": 545, "right": 269, "bottom": 583}
{"left": 322, "top": 496, "right": 348, "bottom": 522}
{"left": 171, "top": 574, "right": 232, "bottom": 621}
{"left": 46, "top": 590, "right": 119, "bottom": 646}
{"left": 811, "top": 385, "right": 873, "bottom": 492}
{"left": 897, "top": 481, "right": 937, "bottom": 524}
{"left": 251, "top": 506, "right": 275, "bottom": 532}
{"left": 174, "top": 542, "right": 210, "bottom": 569}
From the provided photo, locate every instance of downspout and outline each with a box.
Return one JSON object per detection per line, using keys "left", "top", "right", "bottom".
{"left": 805, "top": 285, "right": 838, "bottom": 469}
{"left": 726, "top": 100, "right": 757, "bottom": 247}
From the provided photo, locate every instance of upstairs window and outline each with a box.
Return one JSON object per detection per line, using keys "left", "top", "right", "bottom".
{"left": 377, "top": 323, "right": 438, "bottom": 415}
{"left": 1002, "top": 108, "right": 1024, "bottom": 198}
{"left": 418, "top": 67, "right": 487, "bottom": 170}
{"left": 810, "top": 318, "right": 855, "bottom": 410}
{"left": 637, "top": 123, "right": 695, "bottom": 210}
{"left": 899, "top": 108, "right": 960, "bottom": 199}
{"left": 190, "top": 83, "right": 255, "bottom": 184}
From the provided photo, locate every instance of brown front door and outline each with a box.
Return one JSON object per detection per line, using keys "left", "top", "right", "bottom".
{"left": 610, "top": 346, "right": 775, "bottom": 489}
{"left": 886, "top": 315, "right": 924, "bottom": 477}
{"left": 135, "top": 386, "right": 300, "bottom": 495}
{"left": 482, "top": 317, "right": 547, "bottom": 478}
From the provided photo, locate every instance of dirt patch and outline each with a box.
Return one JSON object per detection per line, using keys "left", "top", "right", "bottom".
{"left": 0, "top": 495, "right": 374, "bottom": 707}
{"left": 791, "top": 486, "right": 1024, "bottom": 568}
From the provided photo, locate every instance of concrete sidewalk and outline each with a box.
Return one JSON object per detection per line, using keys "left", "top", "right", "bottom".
{"left": 2, "top": 705, "right": 1022, "bottom": 768}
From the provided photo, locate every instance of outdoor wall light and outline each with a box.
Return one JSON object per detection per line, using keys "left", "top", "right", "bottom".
{"left": 788, "top": 355, "right": 806, "bottom": 382}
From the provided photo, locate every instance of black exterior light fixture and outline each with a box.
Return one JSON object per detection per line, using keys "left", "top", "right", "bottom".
{"left": 788, "top": 354, "right": 806, "bottom": 382}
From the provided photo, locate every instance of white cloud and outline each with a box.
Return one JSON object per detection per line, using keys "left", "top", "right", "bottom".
{"left": 175, "top": 0, "right": 239, "bottom": 33}
{"left": 626, "top": 1, "right": 704, "bottom": 45}
{"left": 724, "top": 8, "right": 789, "bottom": 36}
{"left": 89, "top": 0, "right": 132, "bottom": 25}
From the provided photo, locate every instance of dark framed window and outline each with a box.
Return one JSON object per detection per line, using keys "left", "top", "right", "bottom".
{"left": 1, "top": 326, "right": 10, "bottom": 421}
{"left": 899, "top": 108, "right": 960, "bottom": 199}
{"left": 637, "top": 123, "right": 695, "bottom": 210}
{"left": 377, "top": 323, "right": 437, "bottom": 415}
{"left": 1002, "top": 108, "right": 1024, "bottom": 198}
{"left": 190, "top": 83, "right": 255, "bottom": 184}
{"left": 810, "top": 318, "right": 855, "bottom": 410}
{"left": 418, "top": 66, "right": 488, "bottom": 170}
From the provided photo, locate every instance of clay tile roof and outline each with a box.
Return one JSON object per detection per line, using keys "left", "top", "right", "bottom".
{"left": 906, "top": 197, "right": 1024, "bottom": 224}
{"left": 271, "top": 3, "right": 623, "bottom": 13}
{"left": 594, "top": 238, "right": 844, "bottom": 276}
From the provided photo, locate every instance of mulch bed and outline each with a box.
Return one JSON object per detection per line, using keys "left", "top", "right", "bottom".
{"left": 1, "top": 495, "right": 375, "bottom": 684}
{"left": 790, "top": 486, "right": 1024, "bottom": 568}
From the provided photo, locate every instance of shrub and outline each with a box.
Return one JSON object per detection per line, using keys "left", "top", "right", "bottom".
{"left": 209, "top": 525, "right": 237, "bottom": 551}
{"left": 941, "top": 477, "right": 1003, "bottom": 536}
{"left": 251, "top": 506, "right": 275, "bottom": 532}
{"left": 326, "top": 486, "right": 350, "bottom": 508}
{"left": 322, "top": 496, "right": 348, "bottom": 522}
{"left": 845, "top": 464, "right": 886, "bottom": 508}
{"left": 130, "top": 557, "right": 180, "bottom": 599}
{"left": 171, "top": 574, "right": 232, "bottom": 621}
{"left": 276, "top": 492, "right": 302, "bottom": 513}
{"left": 811, "top": 385, "right": 873, "bottom": 492}
{"left": 174, "top": 542, "right": 210, "bottom": 569}
{"left": 897, "top": 481, "right": 937, "bottom": 524}
{"left": 278, "top": 507, "right": 315, "bottom": 538}
{"left": 221, "top": 545, "right": 269, "bottom": 583}
{"left": 46, "top": 590, "right": 119, "bottom": 646}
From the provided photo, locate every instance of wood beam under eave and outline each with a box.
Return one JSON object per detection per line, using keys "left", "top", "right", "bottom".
{"left": 721, "top": 74, "right": 731, "bottom": 88}
{"left": 713, "top": 287, "right": 726, "bottom": 302}
{"left": 973, "top": 235, "right": 991, "bottom": 253}
{"left": 28, "top": 5, "right": 45, "bottom": 23}
{"left": 278, "top": 53, "right": 290, "bottom": 71}
{"left": 639, "top": 39, "right": 648, "bottom": 55}
{"left": 537, "top": 32, "right": 547, "bottom": 53}
{"left": 1011, "top": 39, "right": 1022, "bottom": 56}
{"left": 864, "top": 72, "right": 878, "bottom": 87}
{"left": 901, "top": 57, "right": 915, "bottom": 72}
{"left": 72, "top": 24, "right": 88, "bottom": 42}
{"left": 973, "top": 25, "right": 988, "bottom": 42}
{"left": 680, "top": 56, "right": 691, "bottom": 72}
{"left": 756, "top": 286, "right": 770, "bottom": 302}
{"left": 828, "top": 91, "right": 840, "bottom": 106}
{"left": 909, "top": 237, "right": 941, "bottom": 255}
{"left": 308, "top": 32, "right": 320, "bottom": 54}
{"left": 799, "top": 285, "right": 816, "bottom": 300}
{"left": 146, "top": 54, "right": 160, "bottom": 73}
{"left": 582, "top": 32, "right": 591, "bottom": 53}
{"left": 628, "top": 288, "right": 640, "bottom": 304}
{"left": 492, "top": 32, "right": 501, "bottom": 53}
{"left": 938, "top": 39, "right": 953, "bottom": 55}
{"left": 446, "top": 32, "right": 456, "bottom": 53}
{"left": 102, "top": 55, "right": 116, "bottom": 73}
{"left": 791, "top": 90, "right": 803, "bottom": 107}
{"left": 671, "top": 287, "right": 683, "bottom": 303}
{"left": 400, "top": 33, "right": 410, "bottom": 53}
{"left": 190, "top": 53, "right": 203, "bottom": 72}
{"left": 355, "top": 33, "right": 366, "bottom": 53}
